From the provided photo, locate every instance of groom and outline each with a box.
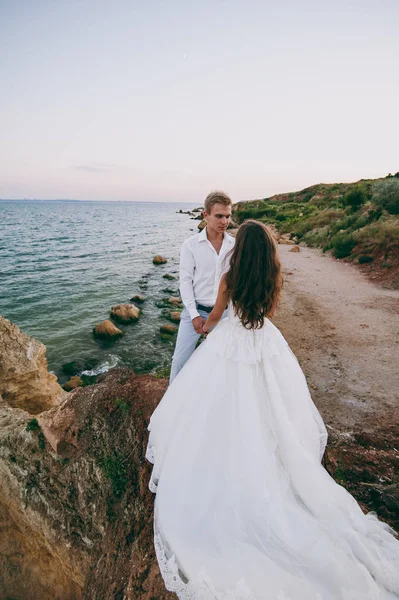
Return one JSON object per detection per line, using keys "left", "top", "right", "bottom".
{"left": 169, "top": 190, "right": 235, "bottom": 383}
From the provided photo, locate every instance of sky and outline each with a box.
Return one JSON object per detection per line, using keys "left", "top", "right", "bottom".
{"left": 0, "top": 0, "right": 398, "bottom": 203}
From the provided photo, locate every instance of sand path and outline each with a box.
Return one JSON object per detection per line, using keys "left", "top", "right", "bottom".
{"left": 275, "top": 245, "right": 399, "bottom": 433}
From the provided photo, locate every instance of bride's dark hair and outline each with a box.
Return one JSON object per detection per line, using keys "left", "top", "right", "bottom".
{"left": 225, "top": 219, "right": 282, "bottom": 329}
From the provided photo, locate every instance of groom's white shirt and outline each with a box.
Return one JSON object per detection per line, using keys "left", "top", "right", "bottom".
{"left": 179, "top": 227, "right": 235, "bottom": 319}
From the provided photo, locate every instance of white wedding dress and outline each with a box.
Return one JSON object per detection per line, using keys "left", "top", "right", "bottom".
{"left": 146, "top": 302, "right": 399, "bottom": 600}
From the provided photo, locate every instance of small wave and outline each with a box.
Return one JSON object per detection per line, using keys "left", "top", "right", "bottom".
{"left": 81, "top": 355, "right": 119, "bottom": 377}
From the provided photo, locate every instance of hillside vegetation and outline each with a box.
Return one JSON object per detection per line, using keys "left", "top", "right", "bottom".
{"left": 233, "top": 174, "right": 399, "bottom": 288}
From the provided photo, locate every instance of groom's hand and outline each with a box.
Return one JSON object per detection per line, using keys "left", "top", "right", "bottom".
{"left": 192, "top": 316, "right": 205, "bottom": 334}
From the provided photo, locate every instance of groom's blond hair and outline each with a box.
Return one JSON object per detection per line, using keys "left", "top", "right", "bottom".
{"left": 204, "top": 190, "right": 232, "bottom": 214}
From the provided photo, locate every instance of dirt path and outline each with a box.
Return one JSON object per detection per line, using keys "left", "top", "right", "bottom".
{"left": 274, "top": 245, "right": 399, "bottom": 434}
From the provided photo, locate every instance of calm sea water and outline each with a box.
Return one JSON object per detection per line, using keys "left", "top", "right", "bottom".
{"left": 0, "top": 200, "right": 199, "bottom": 382}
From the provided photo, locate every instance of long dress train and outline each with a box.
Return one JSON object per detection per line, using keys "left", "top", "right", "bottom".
{"left": 146, "top": 303, "right": 399, "bottom": 599}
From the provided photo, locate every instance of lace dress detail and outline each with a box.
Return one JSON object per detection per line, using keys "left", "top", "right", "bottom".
{"left": 154, "top": 533, "right": 258, "bottom": 600}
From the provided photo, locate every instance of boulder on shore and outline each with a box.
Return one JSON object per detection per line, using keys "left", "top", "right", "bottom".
{"left": 0, "top": 316, "right": 66, "bottom": 414}
{"left": 93, "top": 320, "right": 123, "bottom": 338}
{"left": 279, "top": 233, "right": 297, "bottom": 245}
{"left": 110, "top": 303, "right": 140, "bottom": 323}
{"left": 153, "top": 255, "right": 167, "bottom": 265}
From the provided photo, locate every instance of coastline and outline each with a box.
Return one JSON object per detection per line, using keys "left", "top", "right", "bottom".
{"left": 0, "top": 210, "right": 398, "bottom": 598}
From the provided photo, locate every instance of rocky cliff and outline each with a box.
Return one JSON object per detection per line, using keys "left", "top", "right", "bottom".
{"left": 0, "top": 317, "right": 66, "bottom": 413}
{"left": 0, "top": 316, "right": 175, "bottom": 600}
{"left": 0, "top": 316, "right": 397, "bottom": 599}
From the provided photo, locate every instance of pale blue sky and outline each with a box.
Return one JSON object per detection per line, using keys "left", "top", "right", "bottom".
{"left": 1, "top": 0, "right": 398, "bottom": 202}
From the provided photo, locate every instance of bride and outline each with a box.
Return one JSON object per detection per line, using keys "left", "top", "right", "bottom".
{"left": 146, "top": 220, "right": 399, "bottom": 599}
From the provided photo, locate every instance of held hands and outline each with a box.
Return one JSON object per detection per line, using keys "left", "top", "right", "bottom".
{"left": 192, "top": 316, "right": 206, "bottom": 335}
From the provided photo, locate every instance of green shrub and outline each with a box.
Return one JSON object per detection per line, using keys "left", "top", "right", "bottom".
{"left": 38, "top": 432, "right": 46, "bottom": 450}
{"left": 26, "top": 418, "right": 40, "bottom": 432}
{"left": 102, "top": 452, "right": 127, "bottom": 498}
{"left": 372, "top": 180, "right": 399, "bottom": 215}
{"left": 330, "top": 213, "right": 369, "bottom": 235}
{"left": 115, "top": 398, "right": 130, "bottom": 415}
{"left": 331, "top": 233, "right": 357, "bottom": 258}
{"left": 26, "top": 418, "right": 46, "bottom": 450}
{"left": 154, "top": 366, "right": 171, "bottom": 378}
{"left": 358, "top": 255, "right": 374, "bottom": 264}
{"left": 343, "top": 186, "right": 368, "bottom": 211}
{"left": 303, "top": 227, "right": 330, "bottom": 248}
{"left": 367, "top": 207, "right": 383, "bottom": 221}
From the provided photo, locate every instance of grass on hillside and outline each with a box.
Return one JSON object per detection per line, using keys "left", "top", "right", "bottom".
{"left": 233, "top": 175, "right": 399, "bottom": 285}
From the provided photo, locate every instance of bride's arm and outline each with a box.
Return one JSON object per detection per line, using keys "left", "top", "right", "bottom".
{"left": 203, "top": 275, "right": 229, "bottom": 334}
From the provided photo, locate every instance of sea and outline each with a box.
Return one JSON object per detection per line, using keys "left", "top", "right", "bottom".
{"left": 0, "top": 200, "right": 200, "bottom": 383}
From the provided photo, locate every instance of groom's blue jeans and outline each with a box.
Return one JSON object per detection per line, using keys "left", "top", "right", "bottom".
{"left": 169, "top": 307, "right": 227, "bottom": 384}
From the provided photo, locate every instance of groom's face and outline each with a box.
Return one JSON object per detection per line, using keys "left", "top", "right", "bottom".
{"left": 204, "top": 203, "right": 232, "bottom": 235}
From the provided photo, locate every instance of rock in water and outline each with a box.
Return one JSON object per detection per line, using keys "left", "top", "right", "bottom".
{"left": 197, "top": 219, "right": 206, "bottom": 231}
{"left": 64, "top": 376, "right": 83, "bottom": 391}
{"left": 110, "top": 303, "right": 140, "bottom": 323}
{"left": 167, "top": 296, "right": 182, "bottom": 306}
{"left": 160, "top": 324, "right": 178, "bottom": 335}
{"left": 93, "top": 320, "right": 123, "bottom": 338}
{"left": 130, "top": 294, "right": 146, "bottom": 304}
{"left": 290, "top": 245, "right": 301, "bottom": 253}
{"left": 153, "top": 255, "right": 167, "bottom": 265}
{"left": 0, "top": 316, "right": 66, "bottom": 414}
{"left": 168, "top": 311, "right": 181, "bottom": 323}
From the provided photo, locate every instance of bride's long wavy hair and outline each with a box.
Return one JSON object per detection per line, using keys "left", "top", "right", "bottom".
{"left": 225, "top": 220, "right": 282, "bottom": 329}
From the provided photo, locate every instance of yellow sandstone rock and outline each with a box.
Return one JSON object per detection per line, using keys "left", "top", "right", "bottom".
{"left": 110, "top": 303, "right": 140, "bottom": 323}
{"left": 93, "top": 320, "right": 123, "bottom": 338}
{"left": 0, "top": 316, "right": 66, "bottom": 414}
{"left": 153, "top": 255, "right": 167, "bottom": 265}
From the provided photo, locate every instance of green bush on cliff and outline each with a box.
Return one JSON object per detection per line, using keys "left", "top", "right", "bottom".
{"left": 372, "top": 179, "right": 399, "bottom": 215}
{"left": 102, "top": 452, "right": 128, "bottom": 498}
{"left": 26, "top": 418, "right": 46, "bottom": 450}
{"left": 115, "top": 398, "right": 130, "bottom": 415}
{"left": 343, "top": 185, "right": 369, "bottom": 211}
{"left": 26, "top": 418, "right": 40, "bottom": 432}
{"left": 329, "top": 233, "right": 357, "bottom": 259}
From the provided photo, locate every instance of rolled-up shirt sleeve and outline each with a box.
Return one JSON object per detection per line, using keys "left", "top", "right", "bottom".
{"left": 179, "top": 241, "right": 200, "bottom": 320}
